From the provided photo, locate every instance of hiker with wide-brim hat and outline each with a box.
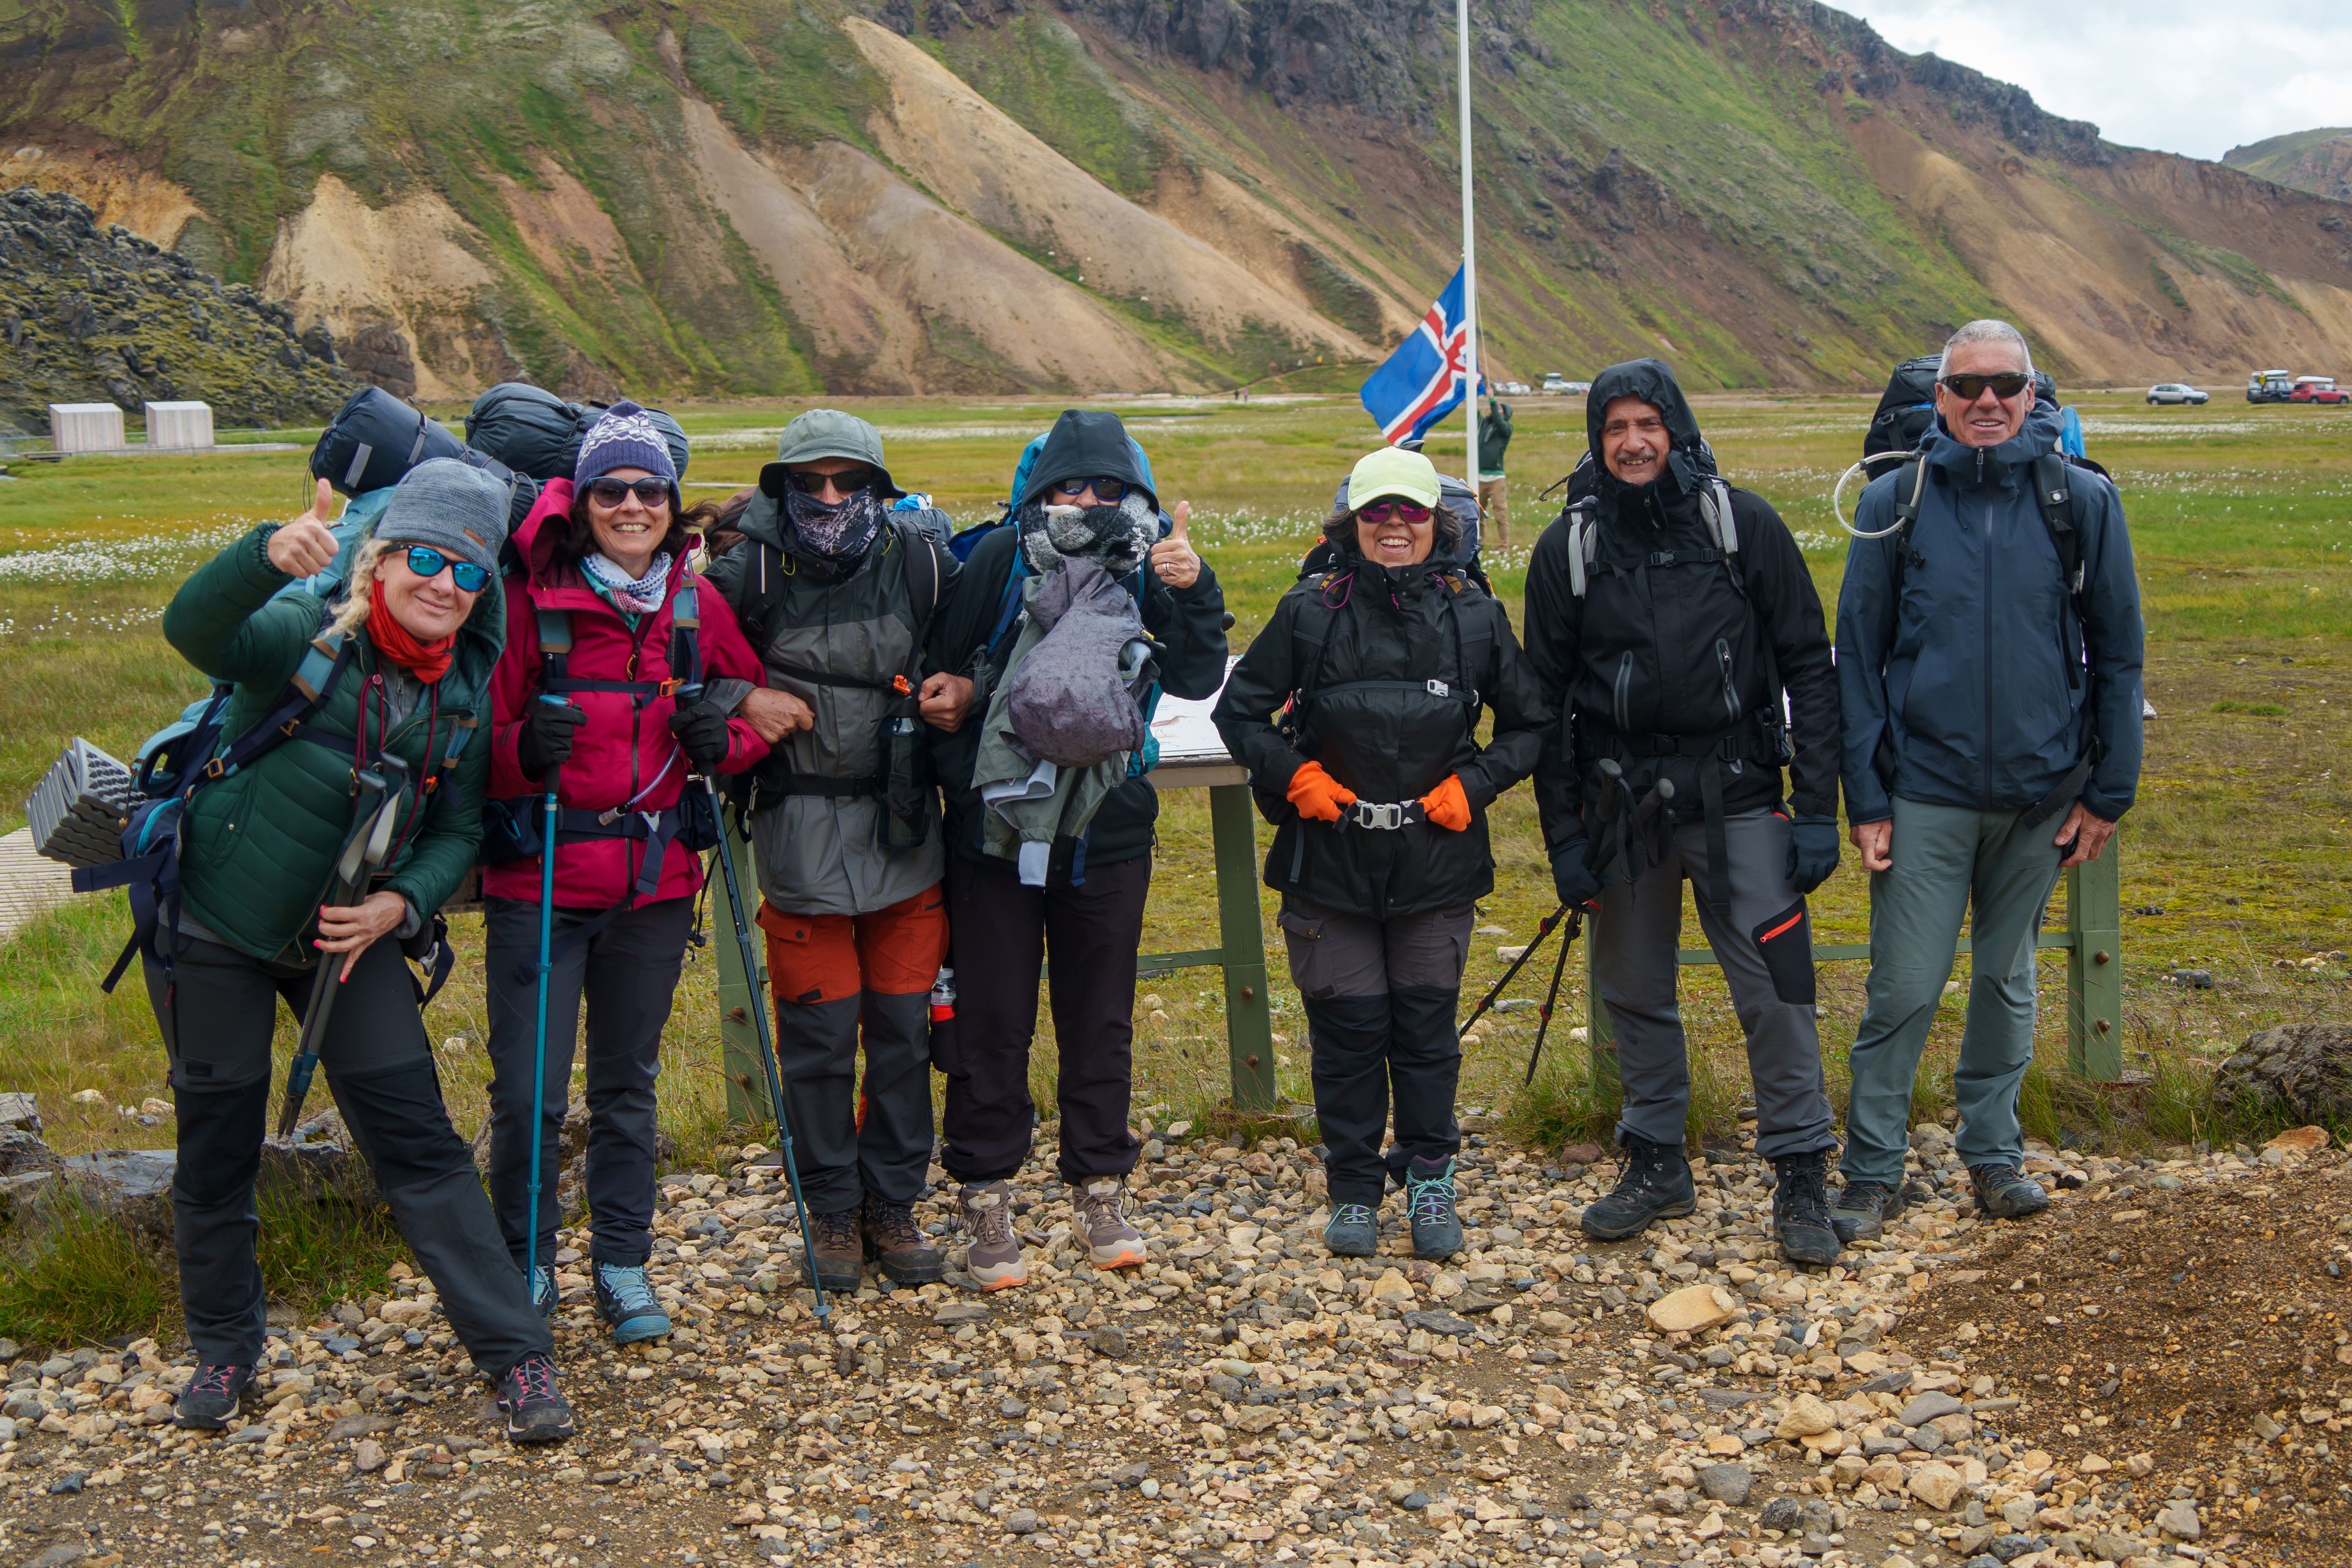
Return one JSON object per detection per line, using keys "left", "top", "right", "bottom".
{"left": 482, "top": 402, "right": 770, "bottom": 1344}
{"left": 1213, "top": 445, "right": 1551, "bottom": 1261}
{"left": 702, "top": 409, "right": 963, "bottom": 1294}
{"left": 925, "top": 409, "right": 1228, "bottom": 1289}
{"left": 151, "top": 459, "right": 575, "bottom": 1443}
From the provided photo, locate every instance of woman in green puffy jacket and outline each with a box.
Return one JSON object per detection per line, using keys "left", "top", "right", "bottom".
{"left": 150, "top": 460, "right": 573, "bottom": 1444}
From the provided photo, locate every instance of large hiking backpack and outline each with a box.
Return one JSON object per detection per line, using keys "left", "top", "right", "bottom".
{"left": 1864, "top": 356, "right": 1941, "bottom": 459}
{"left": 311, "top": 387, "right": 540, "bottom": 530}
{"left": 464, "top": 384, "right": 693, "bottom": 484}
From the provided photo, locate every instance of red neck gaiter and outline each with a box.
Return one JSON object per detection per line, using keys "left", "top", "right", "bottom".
{"left": 367, "top": 576, "right": 456, "bottom": 684}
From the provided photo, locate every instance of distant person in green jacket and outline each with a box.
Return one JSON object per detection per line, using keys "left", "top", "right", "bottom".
{"left": 150, "top": 461, "right": 575, "bottom": 1444}
{"left": 1477, "top": 397, "right": 1514, "bottom": 549}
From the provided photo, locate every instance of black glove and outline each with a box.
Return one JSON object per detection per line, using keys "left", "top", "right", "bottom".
{"left": 1550, "top": 841, "right": 1604, "bottom": 910}
{"left": 515, "top": 699, "right": 585, "bottom": 779}
{"left": 669, "top": 703, "right": 733, "bottom": 774}
{"left": 1787, "top": 815, "right": 1842, "bottom": 895}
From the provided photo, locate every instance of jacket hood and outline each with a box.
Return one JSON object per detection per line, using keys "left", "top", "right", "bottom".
{"left": 758, "top": 408, "right": 903, "bottom": 500}
{"left": 511, "top": 477, "right": 698, "bottom": 601}
{"left": 1921, "top": 400, "right": 2065, "bottom": 484}
{"left": 1585, "top": 359, "right": 1709, "bottom": 500}
{"left": 1019, "top": 410, "right": 1158, "bottom": 510}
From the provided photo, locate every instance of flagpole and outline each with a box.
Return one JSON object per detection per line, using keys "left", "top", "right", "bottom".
{"left": 1457, "top": 0, "right": 1480, "bottom": 486}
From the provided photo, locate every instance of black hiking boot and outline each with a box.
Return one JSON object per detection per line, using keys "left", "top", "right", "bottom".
{"left": 1969, "top": 1163, "right": 2051, "bottom": 1220}
{"left": 1771, "top": 1150, "right": 1842, "bottom": 1268}
{"left": 1579, "top": 1134, "right": 1696, "bottom": 1241}
{"left": 173, "top": 1362, "right": 255, "bottom": 1430}
{"left": 862, "top": 1196, "right": 946, "bottom": 1286}
{"left": 807, "top": 1207, "right": 864, "bottom": 1294}
{"left": 495, "top": 1352, "right": 576, "bottom": 1444}
{"left": 1829, "top": 1178, "right": 1907, "bottom": 1245}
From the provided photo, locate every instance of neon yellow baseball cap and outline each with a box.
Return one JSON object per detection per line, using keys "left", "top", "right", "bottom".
{"left": 1346, "top": 446, "right": 1442, "bottom": 510}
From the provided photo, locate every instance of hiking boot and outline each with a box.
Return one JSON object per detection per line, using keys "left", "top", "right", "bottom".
{"left": 1579, "top": 1134, "right": 1697, "bottom": 1241}
{"left": 1829, "top": 1178, "right": 1907, "bottom": 1245}
{"left": 805, "top": 1207, "right": 864, "bottom": 1294}
{"left": 1969, "top": 1163, "right": 2051, "bottom": 1220}
{"left": 959, "top": 1181, "right": 1028, "bottom": 1291}
{"left": 1771, "top": 1150, "right": 1841, "bottom": 1268}
{"left": 530, "top": 1264, "right": 558, "bottom": 1318}
{"left": 173, "top": 1362, "right": 254, "bottom": 1430}
{"left": 494, "top": 1352, "right": 576, "bottom": 1444}
{"left": 1324, "top": 1202, "right": 1378, "bottom": 1258}
{"left": 862, "top": 1196, "right": 946, "bottom": 1286}
{"left": 1076, "top": 1178, "right": 1147, "bottom": 1270}
{"left": 593, "top": 1263, "right": 671, "bottom": 1346}
{"left": 1404, "top": 1157, "right": 1464, "bottom": 1261}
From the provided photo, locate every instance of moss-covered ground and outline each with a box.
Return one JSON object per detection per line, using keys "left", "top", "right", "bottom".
{"left": 1, "top": 388, "right": 2345, "bottom": 1339}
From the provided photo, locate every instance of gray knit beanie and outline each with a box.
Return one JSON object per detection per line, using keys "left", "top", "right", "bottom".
{"left": 378, "top": 457, "right": 511, "bottom": 573}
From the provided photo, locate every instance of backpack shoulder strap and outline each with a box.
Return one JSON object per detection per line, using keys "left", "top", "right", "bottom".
{"left": 895, "top": 522, "right": 945, "bottom": 641}
{"left": 1698, "top": 478, "right": 1738, "bottom": 559}
{"left": 1452, "top": 581, "right": 1494, "bottom": 702}
{"left": 2032, "top": 451, "right": 2084, "bottom": 595}
{"left": 1889, "top": 455, "right": 1931, "bottom": 585}
{"left": 1564, "top": 499, "right": 1600, "bottom": 599}
{"left": 668, "top": 578, "right": 703, "bottom": 690}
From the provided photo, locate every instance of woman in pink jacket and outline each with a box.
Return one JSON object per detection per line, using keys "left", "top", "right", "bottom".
{"left": 484, "top": 403, "right": 769, "bottom": 1343}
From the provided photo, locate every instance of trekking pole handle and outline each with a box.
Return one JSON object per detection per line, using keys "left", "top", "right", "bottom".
{"left": 535, "top": 693, "right": 568, "bottom": 797}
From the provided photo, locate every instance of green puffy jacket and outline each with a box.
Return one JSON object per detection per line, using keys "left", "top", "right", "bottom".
{"left": 160, "top": 524, "right": 502, "bottom": 963}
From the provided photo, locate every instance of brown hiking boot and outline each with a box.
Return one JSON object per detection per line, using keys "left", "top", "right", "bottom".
{"left": 861, "top": 1196, "right": 945, "bottom": 1286}
{"left": 1076, "top": 1177, "right": 1147, "bottom": 1270}
{"left": 959, "top": 1181, "right": 1027, "bottom": 1291}
{"left": 805, "top": 1207, "right": 863, "bottom": 1294}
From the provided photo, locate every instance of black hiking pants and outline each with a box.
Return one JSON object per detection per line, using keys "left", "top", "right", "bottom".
{"left": 144, "top": 930, "right": 551, "bottom": 1378}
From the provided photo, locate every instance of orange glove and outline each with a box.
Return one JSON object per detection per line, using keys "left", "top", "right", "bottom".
{"left": 1286, "top": 760, "right": 1357, "bottom": 823}
{"left": 1419, "top": 774, "right": 1472, "bottom": 832}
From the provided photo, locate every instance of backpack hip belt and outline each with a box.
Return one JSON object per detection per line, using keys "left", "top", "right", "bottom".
{"left": 1343, "top": 799, "right": 1428, "bottom": 832}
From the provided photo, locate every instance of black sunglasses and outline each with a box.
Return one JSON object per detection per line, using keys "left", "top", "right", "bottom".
{"left": 1052, "top": 476, "right": 1131, "bottom": 503}
{"left": 403, "top": 546, "right": 490, "bottom": 594}
{"left": 785, "top": 467, "right": 878, "bottom": 496}
{"left": 586, "top": 477, "right": 673, "bottom": 509}
{"left": 1940, "top": 372, "right": 2031, "bottom": 402}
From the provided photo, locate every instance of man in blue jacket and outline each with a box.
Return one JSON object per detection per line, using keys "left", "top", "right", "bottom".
{"left": 1832, "top": 319, "right": 2143, "bottom": 1242}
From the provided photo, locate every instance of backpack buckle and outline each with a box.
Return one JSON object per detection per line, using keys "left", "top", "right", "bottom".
{"left": 1349, "top": 801, "right": 1404, "bottom": 831}
{"left": 659, "top": 678, "right": 683, "bottom": 698}
{"left": 1425, "top": 679, "right": 1451, "bottom": 698}
{"left": 201, "top": 757, "right": 227, "bottom": 782}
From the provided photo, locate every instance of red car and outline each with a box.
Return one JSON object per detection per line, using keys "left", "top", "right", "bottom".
{"left": 2290, "top": 377, "right": 2349, "bottom": 405}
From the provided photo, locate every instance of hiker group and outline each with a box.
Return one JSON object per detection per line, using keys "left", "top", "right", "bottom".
{"left": 104, "top": 315, "right": 2139, "bottom": 1446}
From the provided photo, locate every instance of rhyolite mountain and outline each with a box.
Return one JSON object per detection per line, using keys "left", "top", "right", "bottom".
{"left": 2226, "top": 129, "right": 2352, "bottom": 207}
{"left": 2, "top": 0, "right": 2348, "bottom": 402}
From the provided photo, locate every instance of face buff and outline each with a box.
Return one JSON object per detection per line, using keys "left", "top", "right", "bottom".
{"left": 1016, "top": 491, "right": 1157, "bottom": 577}
{"left": 785, "top": 486, "right": 885, "bottom": 565}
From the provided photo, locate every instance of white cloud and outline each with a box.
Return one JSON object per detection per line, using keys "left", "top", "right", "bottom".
{"left": 1829, "top": 1, "right": 2352, "bottom": 162}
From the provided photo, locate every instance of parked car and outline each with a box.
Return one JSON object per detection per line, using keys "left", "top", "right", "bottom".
{"left": 2290, "top": 377, "right": 2349, "bottom": 405}
{"left": 1497, "top": 381, "right": 1532, "bottom": 396}
{"left": 2247, "top": 369, "right": 2296, "bottom": 403}
{"left": 2146, "top": 383, "right": 2208, "bottom": 405}
{"left": 1540, "top": 372, "right": 1572, "bottom": 394}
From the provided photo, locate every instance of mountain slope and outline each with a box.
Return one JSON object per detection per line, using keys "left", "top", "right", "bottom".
{"left": 1, "top": 0, "right": 2347, "bottom": 402}
{"left": 2225, "top": 128, "right": 2352, "bottom": 205}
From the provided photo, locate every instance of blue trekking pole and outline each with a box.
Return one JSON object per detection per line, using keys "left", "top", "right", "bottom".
{"left": 675, "top": 682, "right": 830, "bottom": 1322}
{"left": 525, "top": 693, "right": 565, "bottom": 1306}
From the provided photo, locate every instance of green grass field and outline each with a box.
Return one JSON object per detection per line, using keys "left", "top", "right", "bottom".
{"left": 1, "top": 390, "right": 2345, "bottom": 1334}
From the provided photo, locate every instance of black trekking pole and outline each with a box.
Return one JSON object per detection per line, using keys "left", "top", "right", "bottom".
{"left": 678, "top": 684, "right": 831, "bottom": 1323}
{"left": 1522, "top": 908, "right": 1582, "bottom": 1086}
{"left": 1457, "top": 903, "right": 1567, "bottom": 1042}
{"left": 277, "top": 759, "right": 406, "bottom": 1139}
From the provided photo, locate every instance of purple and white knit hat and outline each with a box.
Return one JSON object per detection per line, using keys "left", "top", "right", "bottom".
{"left": 573, "top": 401, "right": 677, "bottom": 491}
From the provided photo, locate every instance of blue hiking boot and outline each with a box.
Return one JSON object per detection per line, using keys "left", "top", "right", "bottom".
{"left": 1324, "top": 1202, "right": 1379, "bottom": 1258}
{"left": 1404, "top": 1156, "right": 1464, "bottom": 1261}
{"left": 594, "top": 1263, "right": 672, "bottom": 1346}
{"left": 530, "top": 1265, "right": 559, "bottom": 1318}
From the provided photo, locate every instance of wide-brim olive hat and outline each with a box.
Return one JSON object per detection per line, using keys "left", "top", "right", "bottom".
{"left": 758, "top": 408, "right": 905, "bottom": 500}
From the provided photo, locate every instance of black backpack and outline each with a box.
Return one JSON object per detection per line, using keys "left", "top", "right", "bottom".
{"left": 466, "top": 383, "right": 587, "bottom": 481}
{"left": 310, "top": 386, "right": 540, "bottom": 531}
{"left": 1864, "top": 355, "right": 1942, "bottom": 459}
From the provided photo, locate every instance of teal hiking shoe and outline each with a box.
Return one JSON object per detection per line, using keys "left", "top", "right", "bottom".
{"left": 1324, "top": 1202, "right": 1378, "bottom": 1257}
{"left": 1404, "top": 1156, "right": 1464, "bottom": 1261}
{"left": 594, "top": 1263, "right": 673, "bottom": 1346}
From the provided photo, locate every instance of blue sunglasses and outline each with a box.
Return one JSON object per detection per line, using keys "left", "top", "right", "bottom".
{"left": 404, "top": 545, "right": 490, "bottom": 594}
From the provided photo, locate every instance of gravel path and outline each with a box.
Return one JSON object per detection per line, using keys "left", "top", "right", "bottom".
{"left": 0, "top": 1120, "right": 2316, "bottom": 1568}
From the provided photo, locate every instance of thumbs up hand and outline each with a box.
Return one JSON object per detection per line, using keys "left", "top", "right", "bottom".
{"left": 267, "top": 477, "right": 344, "bottom": 579}
{"left": 1150, "top": 499, "right": 1200, "bottom": 590}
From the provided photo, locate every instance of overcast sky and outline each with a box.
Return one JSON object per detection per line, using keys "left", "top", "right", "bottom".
{"left": 1830, "top": 2, "right": 2352, "bottom": 162}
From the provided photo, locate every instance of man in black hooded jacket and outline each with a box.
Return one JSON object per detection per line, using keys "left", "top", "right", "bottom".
{"left": 928, "top": 409, "right": 1229, "bottom": 1290}
{"left": 1523, "top": 360, "right": 1844, "bottom": 1266}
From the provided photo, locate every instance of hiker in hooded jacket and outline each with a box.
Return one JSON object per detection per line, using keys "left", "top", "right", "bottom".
{"left": 1832, "top": 320, "right": 2144, "bottom": 1243}
{"left": 927, "top": 410, "right": 1227, "bottom": 1289}
{"left": 702, "top": 410, "right": 963, "bottom": 1294}
{"left": 1214, "top": 447, "right": 1551, "bottom": 1262}
{"left": 151, "top": 461, "right": 576, "bottom": 1442}
{"left": 1523, "top": 360, "right": 1846, "bottom": 1268}
{"left": 484, "top": 404, "right": 769, "bottom": 1344}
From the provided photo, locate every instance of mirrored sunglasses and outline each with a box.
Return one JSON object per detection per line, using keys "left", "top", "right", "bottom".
{"left": 404, "top": 546, "right": 489, "bottom": 593}
{"left": 1357, "top": 500, "right": 1433, "bottom": 525}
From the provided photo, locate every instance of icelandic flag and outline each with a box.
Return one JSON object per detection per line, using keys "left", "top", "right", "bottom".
{"left": 1360, "top": 266, "right": 1476, "bottom": 446}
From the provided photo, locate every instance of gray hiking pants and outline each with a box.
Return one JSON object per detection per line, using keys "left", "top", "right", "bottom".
{"left": 1593, "top": 809, "right": 1834, "bottom": 1159}
{"left": 1839, "top": 797, "right": 2066, "bottom": 1185}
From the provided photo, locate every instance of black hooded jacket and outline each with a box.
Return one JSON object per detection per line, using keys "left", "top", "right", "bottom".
{"left": 1522, "top": 360, "right": 1838, "bottom": 855}
{"left": 929, "top": 411, "right": 1229, "bottom": 870}
{"left": 1213, "top": 550, "right": 1553, "bottom": 920}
